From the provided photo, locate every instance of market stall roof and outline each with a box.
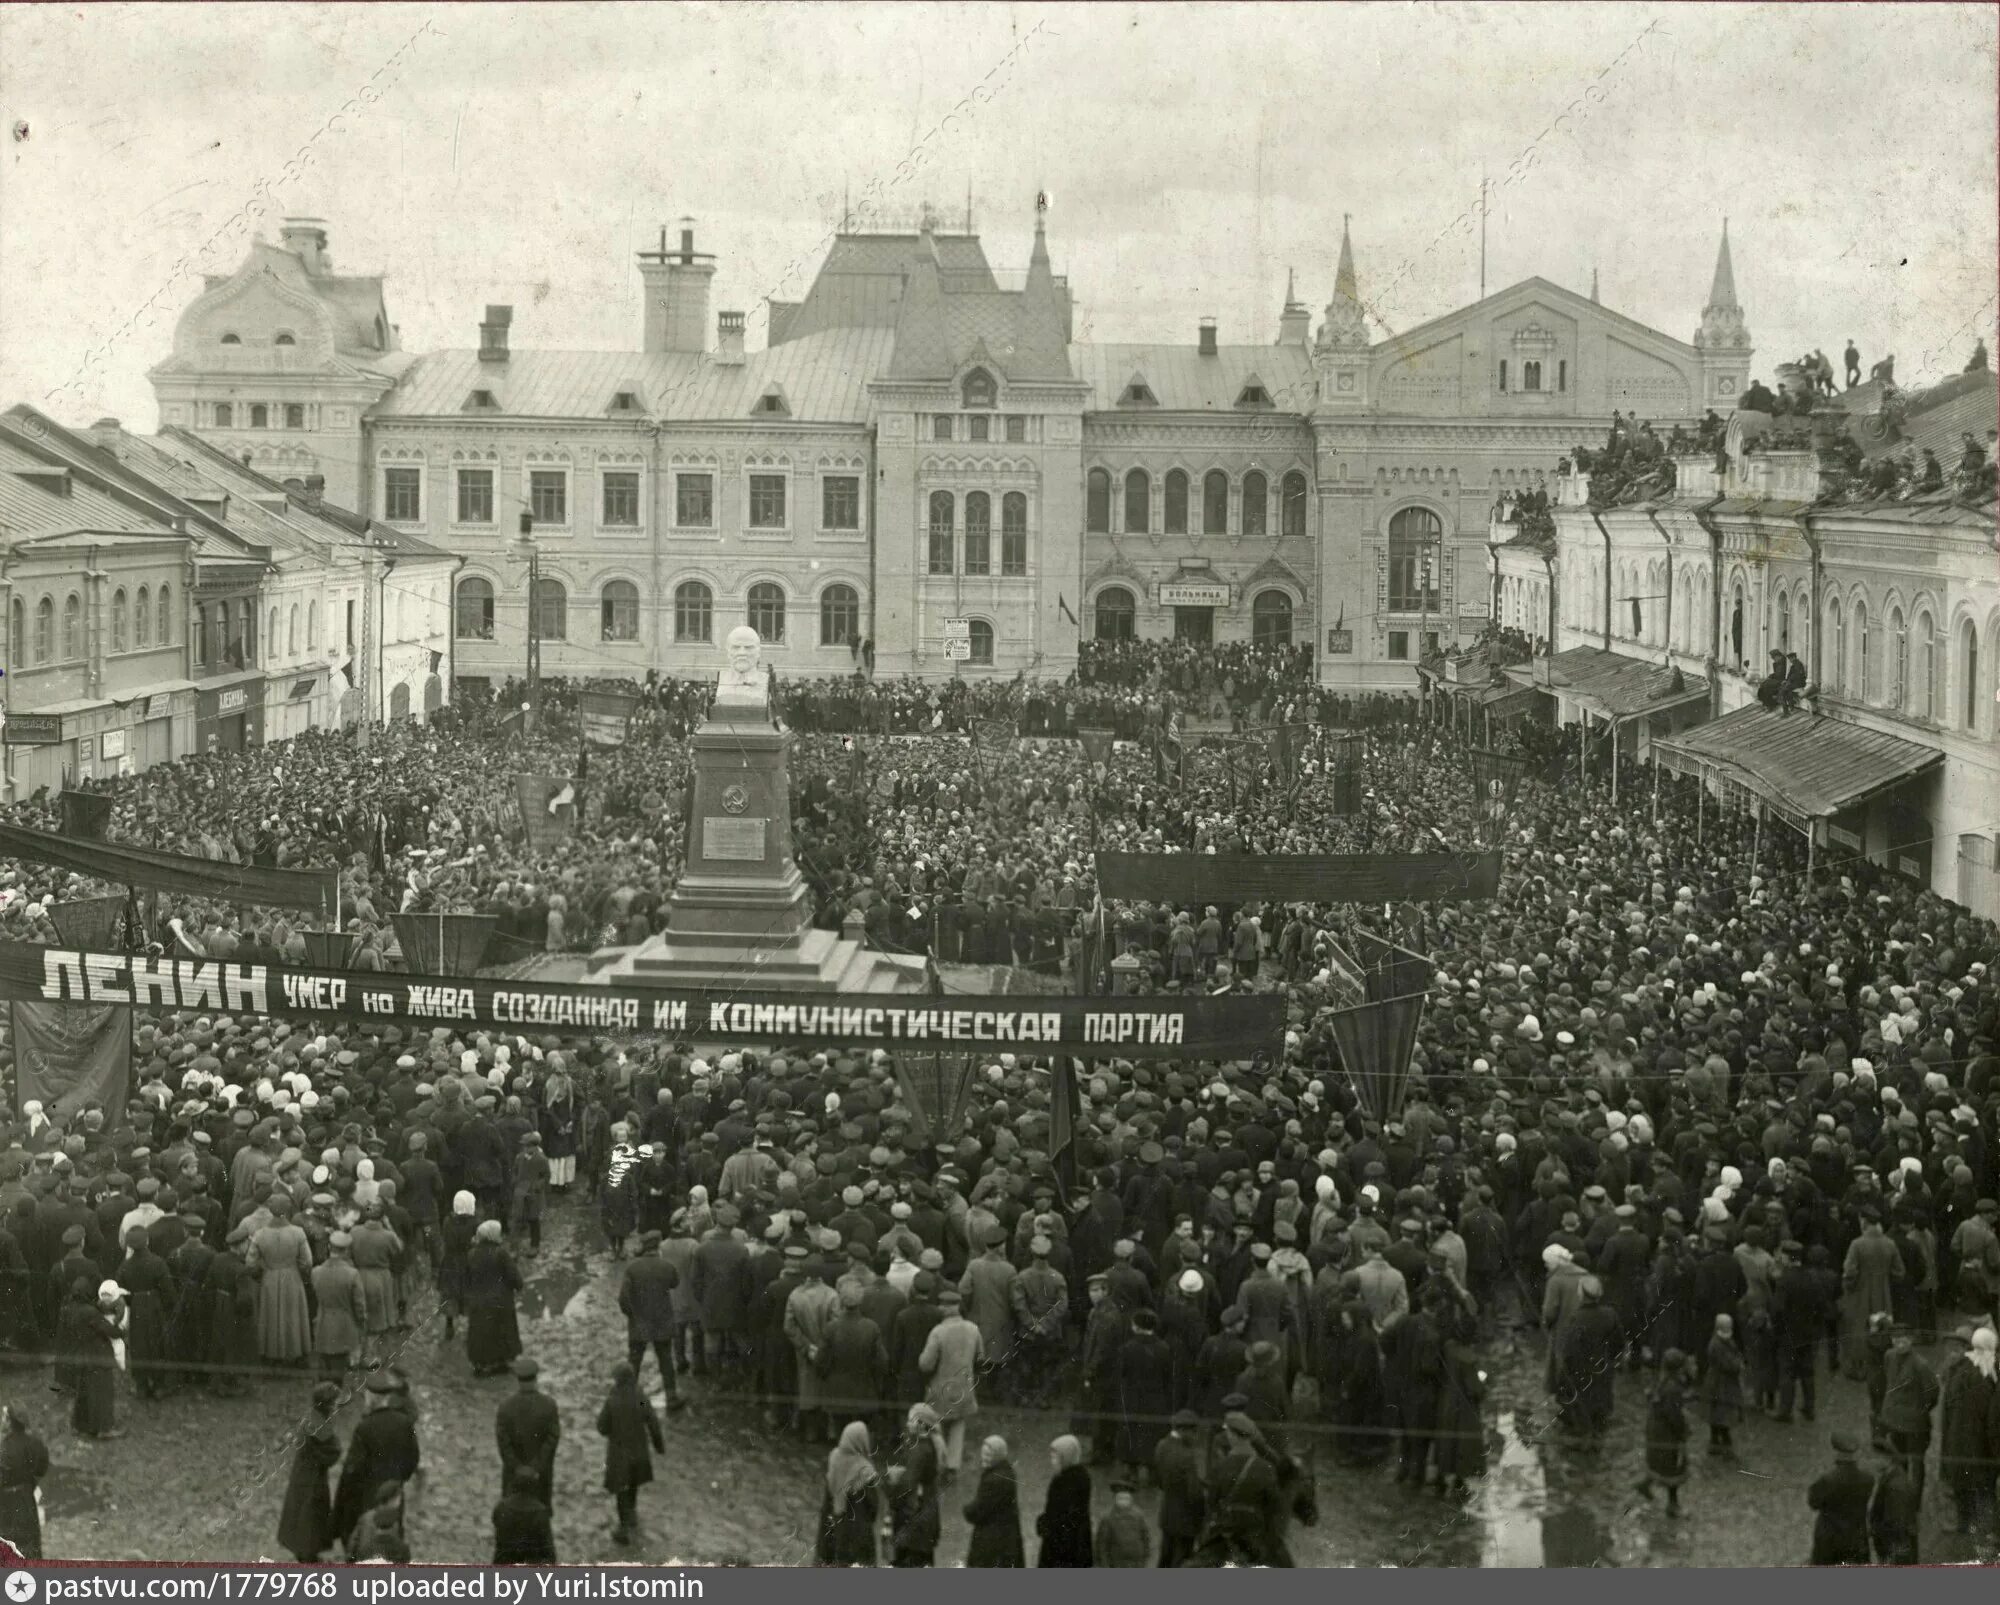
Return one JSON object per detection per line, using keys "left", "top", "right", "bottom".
{"left": 1502, "top": 646, "right": 1708, "bottom": 721}
{"left": 1653, "top": 703, "right": 1941, "bottom": 820}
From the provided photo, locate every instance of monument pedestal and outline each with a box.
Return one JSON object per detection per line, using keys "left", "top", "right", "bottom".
{"left": 592, "top": 698, "right": 924, "bottom": 995}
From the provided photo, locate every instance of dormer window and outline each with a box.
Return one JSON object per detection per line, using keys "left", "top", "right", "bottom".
{"left": 464, "top": 389, "right": 500, "bottom": 413}
{"left": 274, "top": 332, "right": 297, "bottom": 347}
{"left": 752, "top": 390, "right": 790, "bottom": 417}
{"left": 220, "top": 333, "right": 241, "bottom": 346}
{"left": 611, "top": 391, "right": 640, "bottom": 412}
{"left": 1120, "top": 381, "right": 1159, "bottom": 407}
{"left": 1235, "top": 382, "right": 1273, "bottom": 409}
{"left": 962, "top": 368, "right": 996, "bottom": 409}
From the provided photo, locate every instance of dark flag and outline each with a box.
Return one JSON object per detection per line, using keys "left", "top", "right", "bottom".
{"left": 1057, "top": 594, "right": 1079, "bottom": 627}
{"left": 1050, "top": 1056, "right": 1082, "bottom": 1202}
{"left": 1076, "top": 728, "right": 1116, "bottom": 769}
{"left": 302, "top": 930, "right": 359, "bottom": 970}
{"left": 59, "top": 789, "right": 114, "bottom": 842}
{"left": 578, "top": 689, "right": 639, "bottom": 748}
{"left": 1353, "top": 928, "right": 1435, "bottom": 1003}
{"left": 1326, "top": 990, "right": 1428, "bottom": 1124}
{"left": 894, "top": 1051, "right": 981, "bottom": 1147}
{"left": 47, "top": 897, "right": 127, "bottom": 952}
{"left": 1468, "top": 747, "right": 1532, "bottom": 840}
{"left": 514, "top": 776, "right": 574, "bottom": 849}
{"left": 11, "top": 1001, "right": 133, "bottom": 1126}
{"left": 390, "top": 911, "right": 497, "bottom": 977}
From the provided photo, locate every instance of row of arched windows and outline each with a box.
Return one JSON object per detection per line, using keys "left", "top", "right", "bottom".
{"left": 1092, "top": 586, "right": 1295, "bottom": 647}
{"left": 263, "top": 602, "right": 322, "bottom": 660}
{"left": 455, "top": 577, "right": 862, "bottom": 649}
{"left": 1813, "top": 591, "right": 1991, "bottom": 731}
{"left": 9, "top": 585, "right": 175, "bottom": 667}
{"left": 1087, "top": 467, "right": 1309, "bottom": 539}
{"left": 925, "top": 491, "right": 1029, "bottom": 577}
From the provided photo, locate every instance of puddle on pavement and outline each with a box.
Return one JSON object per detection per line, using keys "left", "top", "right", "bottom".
{"left": 1472, "top": 1410, "right": 1614, "bottom": 1567}
{"left": 519, "top": 1261, "right": 595, "bottom": 1321}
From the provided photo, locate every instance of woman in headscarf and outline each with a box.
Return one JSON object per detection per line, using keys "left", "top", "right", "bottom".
{"left": 961, "top": 1435, "right": 1024, "bottom": 1567}
{"left": 352, "top": 1158, "right": 381, "bottom": 1212}
{"left": 248, "top": 1193, "right": 313, "bottom": 1367}
{"left": 597, "top": 1360, "right": 663, "bottom": 1547}
{"left": 683, "top": 1184, "right": 715, "bottom": 1242}
{"left": 438, "top": 1192, "right": 478, "bottom": 1343}
{"left": 886, "top": 1403, "right": 944, "bottom": 1567}
{"left": 462, "top": 1219, "right": 523, "bottom": 1378}
{"left": 0, "top": 1404, "right": 51, "bottom": 1560}
{"left": 346, "top": 1480, "right": 410, "bottom": 1563}
{"left": 816, "top": 1420, "right": 879, "bottom": 1567}
{"left": 1938, "top": 1324, "right": 1998, "bottom": 1536}
{"left": 1634, "top": 1348, "right": 1691, "bottom": 1518}
{"left": 65, "top": 1278, "right": 124, "bottom": 1440}
{"left": 278, "top": 1382, "right": 343, "bottom": 1561}
{"left": 1035, "top": 1434, "right": 1094, "bottom": 1567}
{"left": 540, "top": 1067, "right": 579, "bottom": 1194}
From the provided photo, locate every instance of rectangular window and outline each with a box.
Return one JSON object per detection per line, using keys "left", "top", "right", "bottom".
{"left": 456, "top": 468, "right": 494, "bottom": 524}
{"left": 822, "top": 475, "right": 860, "bottom": 530}
{"left": 601, "top": 470, "right": 640, "bottom": 527}
{"left": 1001, "top": 494, "right": 1027, "bottom": 576}
{"left": 1523, "top": 359, "right": 1542, "bottom": 392}
{"left": 748, "top": 473, "right": 787, "bottom": 528}
{"left": 1498, "top": 360, "right": 1508, "bottom": 393}
{"left": 676, "top": 472, "right": 714, "bottom": 527}
{"left": 346, "top": 600, "right": 356, "bottom": 650}
{"left": 1558, "top": 359, "right": 1568, "bottom": 393}
{"left": 529, "top": 469, "right": 567, "bottom": 526}
{"left": 284, "top": 403, "right": 306, "bottom": 430}
{"left": 249, "top": 403, "right": 269, "bottom": 429}
{"left": 932, "top": 416, "right": 953, "bottom": 441}
{"left": 382, "top": 466, "right": 421, "bottom": 522}
{"left": 1388, "top": 630, "right": 1410, "bottom": 661}
{"left": 213, "top": 402, "right": 233, "bottom": 428}
{"left": 963, "top": 497, "right": 991, "bottom": 575}
{"left": 967, "top": 415, "right": 989, "bottom": 442}
{"left": 1005, "top": 415, "right": 1026, "bottom": 442}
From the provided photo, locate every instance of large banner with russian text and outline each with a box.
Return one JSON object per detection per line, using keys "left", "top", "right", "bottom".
{"left": 0, "top": 940, "right": 1283, "bottom": 1063}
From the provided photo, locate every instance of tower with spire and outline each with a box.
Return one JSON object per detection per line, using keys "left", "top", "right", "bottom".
{"left": 1277, "top": 267, "right": 1311, "bottom": 347}
{"left": 1313, "top": 216, "right": 1372, "bottom": 412}
{"left": 1692, "top": 221, "right": 1753, "bottom": 407}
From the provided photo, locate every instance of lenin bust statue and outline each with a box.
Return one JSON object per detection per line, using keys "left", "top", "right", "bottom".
{"left": 713, "top": 624, "right": 773, "bottom": 720}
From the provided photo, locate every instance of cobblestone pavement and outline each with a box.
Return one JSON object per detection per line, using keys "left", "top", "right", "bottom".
{"left": 10, "top": 1203, "right": 1993, "bottom": 1568}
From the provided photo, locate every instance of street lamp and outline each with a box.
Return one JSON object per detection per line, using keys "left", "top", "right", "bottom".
{"left": 508, "top": 511, "right": 541, "bottom": 726}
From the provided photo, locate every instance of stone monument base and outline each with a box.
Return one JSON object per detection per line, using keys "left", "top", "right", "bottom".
{"left": 589, "top": 917, "right": 928, "bottom": 994}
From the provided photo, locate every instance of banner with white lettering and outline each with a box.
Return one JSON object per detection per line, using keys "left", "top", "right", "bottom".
{"left": 0, "top": 940, "right": 1284, "bottom": 1062}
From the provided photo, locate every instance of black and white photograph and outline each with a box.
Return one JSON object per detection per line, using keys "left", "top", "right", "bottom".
{"left": 0, "top": 0, "right": 1995, "bottom": 1572}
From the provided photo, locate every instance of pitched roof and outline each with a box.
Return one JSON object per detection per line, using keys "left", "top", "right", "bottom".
{"left": 1655, "top": 703, "right": 1941, "bottom": 819}
{"left": 1072, "top": 342, "right": 1316, "bottom": 414}
{"left": 0, "top": 431, "right": 180, "bottom": 544}
{"left": 375, "top": 326, "right": 895, "bottom": 423}
{"left": 1522, "top": 646, "right": 1709, "bottom": 719}
{"left": 885, "top": 221, "right": 1072, "bottom": 383}
{"left": 779, "top": 231, "right": 996, "bottom": 345}
{"left": 202, "top": 241, "right": 400, "bottom": 361}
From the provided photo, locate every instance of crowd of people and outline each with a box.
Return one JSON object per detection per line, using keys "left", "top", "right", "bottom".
{"left": 0, "top": 640, "right": 1995, "bottom": 1567}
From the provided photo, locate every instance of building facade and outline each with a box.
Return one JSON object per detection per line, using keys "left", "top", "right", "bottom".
{"left": 155, "top": 212, "right": 1748, "bottom": 689}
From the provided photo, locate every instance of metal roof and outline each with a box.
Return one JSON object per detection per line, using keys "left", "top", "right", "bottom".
{"left": 0, "top": 432, "right": 179, "bottom": 543}
{"left": 1654, "top": 703, "right": 1941, "bottom": 819}
{"left": 376, "top": 325, "right": 894, "bottom": 424}
{"left": 1072, "top": 342, "right": 1316, "bottom": 415}
{"left": 1516, "top": 646, "right": 1709, "bottom": 720}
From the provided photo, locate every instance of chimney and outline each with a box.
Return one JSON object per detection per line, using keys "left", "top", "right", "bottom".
{"left": 1197, "top": 317, "right": 1218, "bottom": 357}
{"left": 89, "top": 418, "right": 121, "bottom": 452}
{"left": 716, "top": 310, "right": 746, "bottom": 365}
{"left": 280, "top": 218, "right": 329, "bottom": 275}
{"left": 304, "top": 474, "right": 326, "bottom": 497}
{"left": 479, "top": 305, "right": 513, "bottom": 363}
{"left": 638, "top": 217, "right": 716, "bottom": 354}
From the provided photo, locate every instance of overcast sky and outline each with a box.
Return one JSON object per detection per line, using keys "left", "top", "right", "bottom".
{"left": 2, "top": 2, "right": 1994, "bottom": 430}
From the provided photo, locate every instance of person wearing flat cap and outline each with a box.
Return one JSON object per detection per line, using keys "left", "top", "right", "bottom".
{"left": 1807, "top": 1431, "right": 1875, "bottom": 1564}
{"left": 1010, "top": 1234, "right": 1068, "bottom": 1409}
{"left": 494, "top": 1354, "right": 561, "bottom": 1509}
{"left": 332, "top": 1371, "right": 421, "bottom": 1558}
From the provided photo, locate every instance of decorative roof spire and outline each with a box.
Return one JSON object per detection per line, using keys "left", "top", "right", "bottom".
{"left": 1319, "top": 214, "right": 1367, "bottom": 350}
{"left": 1695, "top": 219, "right": 1751, "bottom": 351}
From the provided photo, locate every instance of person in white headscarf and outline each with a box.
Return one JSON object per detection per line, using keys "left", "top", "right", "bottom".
{"left": 439, "top": 1191, "right": 479, "bottom": 1341}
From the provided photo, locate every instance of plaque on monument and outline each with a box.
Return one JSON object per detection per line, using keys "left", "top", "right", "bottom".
{"left": 703, "top": 816, "right": 767, "bottom": 861}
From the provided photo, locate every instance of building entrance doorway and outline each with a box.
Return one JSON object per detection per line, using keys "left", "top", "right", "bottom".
{"left": 1174, "top": 606, "right": 1214, "bottom": 644}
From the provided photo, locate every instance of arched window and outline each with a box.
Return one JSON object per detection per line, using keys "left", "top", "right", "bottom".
{"left": 274, "top": 332, "right": 296, "bottom": 347}
{"left": 1241, "top": 471, "right": 1267, "bottom": 537}
{"left": 967, "top": 618, "right": 994, "bottom": 665}
{"left": 927, "top": 491, "right": 955, "bottom": 576}
{"left": 111, "top": 589, "right": 127, "bottom": 653}
{"left": 61, "top": 594, "right": 81, "bottom": 661}
{"left": 674, "top": 581, "right": 713, "bottom": 643}
{"left": 1916, "top": 611, "right": 1937, "bottom": 719}
{"left": 1164, "top": 470, "right": 1189, "bottom": 535}
{"left": 288, "top": 605, "right": 299, "bottom": 655}
{"left": 748, "top": 582, "right": 786, "bottom": 643}
{"left": 156, "top": 584, "right": 171, "bottom": 647}
{"left": 239, "top": 599, "right": 255, "bottom": 664}
{"left": 1094, "top": 586, "right": 1136, "bottom": 642}
{"left": 307, "top": 600, "right": 317, "bottom": 650}
{"left": 1252, "top": 589, "right": 1293, "bottom": 648}
{"left": 1085, "top": 469, "right": 1111, "bottom": 534}
{"left": 1388, "top": 506, "right": 1442, "bottom": 613}
{"left": 1963, "top": 619, "right": 1981, "bottom": 730}
{"left": 213, "top": 402, "right": 233, "bottom": 428}
{"left": 1124, "top": 469, "right": 1149, "bottom": 534}
{"left": 1203, "top": 470, "right": 1229, "bottom": 535}
{"left": 1281, "top": 470, "right": 1308, "bottom": 538}
{"left": 268, "top": 608, "right": 279, "bottom": 661}
{"left": 1889, "top": 607, "right": 1906, "bottom": 708}
{"left": 820, "top": 584, "right": 859, "bottom": 647}
{"left": 963, "top": 493, "right": 991, "bottom": 576}
{"left": 220, "top": 333, "right": 241, "bottom": 346}
{"left": 34, "top": 597, "right": 53, "bottom": 663}
{"left": 1001, "top": 492, "right": 1028, "bottom": 576}
{"left": 601, "top": 579, "right": 640, "bottom": 642}
{"left": 962, "top": 368, "right": 996, "bottom": 409}
{"left": 1730, "top": 582, "right": 1745, "bottom": 667}
{"left": 249, "top": 403, "right": 268, "bottom": 429}
{"left": 1793, "top": 590, "right": 1808, "bottom": 667}
{"left": 8, "top": 598, "right": 22, "bottom": 665}
{"left": 1826, "top": 598, "right": 1844, "bottom": 695}
{"left": 134, "top": 585, "right": 150, "bottom": 648}
{"left": 191, "top": 601, "right": 205, "bottom": 667}
{"left": 534, "top": 577, "right": 567, "bottom": 641}
{"left": 1853, "top": 600, "right": 1871, "bottom": 700}
{"left": 1774, "top": 586, "right": 1790, "bottom": 654}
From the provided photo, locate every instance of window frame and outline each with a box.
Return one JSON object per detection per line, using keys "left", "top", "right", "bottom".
{"left": 284, "top": 402, "right": 306, "bottom": 430}
{"left": 1242, "top": 470, "right": 1268, "bottom": 538}
{"left": 747, "top": 581, "right": 787, "bottom": 644}
{"left": 1387, "top": 506, "right": 1444, "bottom": 614}
{"left": 1252, "top": 589, "right": 1293, "bottom": 649}
{"left": 927, "top": 490, "right": 955, "bottom": 576}
{"left": 1388, "top": 629, "right": 1411, "bottom": 660}
{"left": 134, "top": 585, "right": 151, "bottom": 649}
{"left": 249, "top": 403, "right": 269, "bottom": 429}
{"left": 820, "top": 473, "right": 862, "bottom": 533}
{"left": 600, "top": 579, "right": 641, "bottom": 642}
{"left": 673, "top": 580, "right": 714, "bottom": 644}
{"left": 1124, "top": 469, "right": 1150, "bottom": 534}
{"left": 382, "top": 465, "right": 422, "bottom": 523}
{"left": 455, "top": 467, "right": 495, "bottom": 526}
{"left": 528, "top": 467, "right": 570, "bottom": 528}
{"left": 1203, "top": 470, "right": 1229, "bottom": 536}
{"left": 455, "top": 576, "right": 496, "bottom": 640}
{"left": 601, "top": 468, "right": 642, "bottom": 529}
{"left": 967, "top": 415, "right": 990, "bottom": 443}
{"left": 111, "top": 589, "right": 128, "bottom": 654}
{"left": 1004, "top": 415, "right": 1026, "bottom": 443}
{"left": 746, "top": 472, "right": 788, "bottom": 531}
{"left": 1086, "top": 468, "right": 1111, "bottom": 534}
{"left": 966, "top": 618, "right": 995, "bottom": 665}
{"left": 675, "top": 471, "right": 715, "bottom": 530}
{"left": 963, "top": 491, "right": 992, "bottom": 576}
{"left": 1164, "top": 469, "right": 1189, "bottom": 535}
{"left": 1281, "top": 470, "right": 1308, "bottom": 539}
{"left": 213, "top": 402, "right": 233, "bottom": 428}
{"left": 533, "top": 577, "right": 567, "bottom": 641}
{"left": 1093, "top": 586, "right": 1136, "bottom": 642}
{"left": 819, "top": 583, "right": 860, "bottom": 647}
{"left": 1001, "top": 492, "right": 1028, "bottom": 576}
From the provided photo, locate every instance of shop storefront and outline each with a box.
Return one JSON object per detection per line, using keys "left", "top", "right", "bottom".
{"left": 264, "top": 672, "right": 324, "bottom": 745}
{"left": 196, "top": 675, "right": 266, "bottom": 754}
{"left": 4, "top": 712, "right": 72, "bottom": 800}
{"left": 1160, "top": 578, "right": 1231, "bottom": 644}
